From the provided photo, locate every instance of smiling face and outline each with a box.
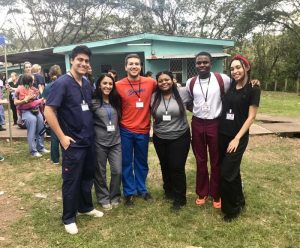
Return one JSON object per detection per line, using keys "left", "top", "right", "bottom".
{"left": 230, "top": 60, "right": 249, "bottom": 83}
{"left": 70, "top": 53, "right": 90, "bottom": 76}
{"left": 195, "top": 55, "right": 212, "bottom": 78}
{"left": 125, "top": 57, "right": 141, "bottom": 80}
{"left": 99, "top": 76, "right": 113, "bottom": 97}
{"left": 157, "top": 73, "right": 173, "bottom": 93}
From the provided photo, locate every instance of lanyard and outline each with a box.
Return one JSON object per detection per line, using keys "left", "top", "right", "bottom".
{"left": 103, "top": 102, "right": 113, "bottom": 125}
{"left": 199, "top": 75, "right": 211, "bottom": 103}
{"left": 68, "top": 72, "right": 87, "bottom": 103}
{"left": 127, "top": 78, "right": 141, "bottom": 100}
{"left": 162, "top": 95, "right": 172, "bottom": 114}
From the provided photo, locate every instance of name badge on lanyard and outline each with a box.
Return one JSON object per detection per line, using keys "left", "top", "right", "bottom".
{"left": 162, "top": 112, "right": 172, "bottom": 121}
{"left": 107, "top": 122, "right": 116, "bottom": 132}
{"left": 136, "top": 98, "right": 144, "bottom": 108}
{"left": 226, "top": 109, "right": 234, "bottom": 120}
{"left": 201, "top": 103, "right": 210, "bottom": 112}
{"left": 81, "top": 100, "right": 89, "bottom": 111}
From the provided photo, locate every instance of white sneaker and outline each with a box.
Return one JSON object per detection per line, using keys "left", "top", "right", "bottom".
{"left": 79, "top": 209, "right": 104, "bottom": 218}
{"left": 64, "top": 223, "right": 78, "bottom": 235}
{"left": 32, "top": 152, "right": 42, "bottom": 157}
{"left": 102, "top": 203, "right": 112, "bottom": 210}
{"left": 39, "top": 148, "right": 50, "bottom": 153}
{"left": 111, "top": 201, "right": 120, "bottom": 208}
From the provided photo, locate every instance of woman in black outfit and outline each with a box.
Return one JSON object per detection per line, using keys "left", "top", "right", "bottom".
{"left": 219, "top": 55, "right": 261, "bottom": 222}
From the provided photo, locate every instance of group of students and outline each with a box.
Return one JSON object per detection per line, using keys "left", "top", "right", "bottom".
{"left": 32, "top": 45, "right": 259, "bottom": 235}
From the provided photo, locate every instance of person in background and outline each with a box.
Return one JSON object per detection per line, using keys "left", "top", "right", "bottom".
{"left": 43, "top": 65, "right": 62, "bottom": 165}
{"left": 85, "top": 64, "right": 94, "bottom": 87}
{"left": 6, "top": 72, "right": 19, "bottom": 125}
{"left": 151, "top": 71, "right": 191, "bottom": 211}
{"left": 219, "top": 54, "right": 260, "bottom": 222}
{"left": 14, "top": 74, "right": 48, "bottom": 157}
{"left": 108, "top": 69, "right": 118, "bottom": 82}
{"left": 92, "top": 74, "right": 122, "bottom": 210}
{"left": 32, "top": 64, "right": 46, "bottom": 96}
{"left": 0, "top": 73, "right": 6, "bottom": 131}
{"left": 145, "top": 71, "right": 153, "bottom": 78}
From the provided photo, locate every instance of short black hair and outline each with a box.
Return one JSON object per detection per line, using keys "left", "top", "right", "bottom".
{"left": 195, "top": 52, "right": 213, "bottom": 62}
{"left": 70, "top": 45, "right": 92, "bottom": 60}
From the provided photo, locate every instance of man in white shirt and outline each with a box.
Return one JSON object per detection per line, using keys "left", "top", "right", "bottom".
{"left": 186, "top": 52, "right": 231, "bottom": 209}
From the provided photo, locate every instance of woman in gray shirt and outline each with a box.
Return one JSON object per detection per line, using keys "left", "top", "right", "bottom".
{"left": 92, "top": 74, "right": 122, "bottom": 210}
{"left": 151, "top": 71, "right": 191, "bottom": 211}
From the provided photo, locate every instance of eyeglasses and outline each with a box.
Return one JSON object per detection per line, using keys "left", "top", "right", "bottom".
{"left": 196, "top": 61, "right": 210, "bottom": 65}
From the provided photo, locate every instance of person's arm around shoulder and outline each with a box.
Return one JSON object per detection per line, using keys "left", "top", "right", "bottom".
{"left": 226, "top": 86, "right": 261, "bottom": 153}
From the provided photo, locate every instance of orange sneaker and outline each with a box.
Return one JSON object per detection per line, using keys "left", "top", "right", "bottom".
{"left": 195, "top": 196, "right": 208, "bottom": 206}
{"left": 213, "top": 198, "right": 221, "bottom": 209}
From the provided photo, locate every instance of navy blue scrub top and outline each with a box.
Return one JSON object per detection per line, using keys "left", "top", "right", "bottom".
{"left": 46, "top": 74, "right": 94, "bottom": 147}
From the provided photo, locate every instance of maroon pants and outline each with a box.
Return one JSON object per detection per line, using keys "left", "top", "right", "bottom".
{"left": 191, "top": 116, "right": 220, "bottom": 200}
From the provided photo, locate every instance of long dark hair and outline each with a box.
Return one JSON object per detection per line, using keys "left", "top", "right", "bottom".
{"left": 152, "top": 71, "right": 185, "bottom": 119}
{"left": 93, "top": 74, "right": 122, "bottom": 120}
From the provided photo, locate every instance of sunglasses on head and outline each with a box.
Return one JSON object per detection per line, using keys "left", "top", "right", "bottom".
{"left": 196, "top": 61, "right": 210, "bottom": 65}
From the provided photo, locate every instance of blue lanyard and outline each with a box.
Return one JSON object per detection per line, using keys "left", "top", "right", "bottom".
{"left": 103, "top": 103, "right": 113, "bottom": 125}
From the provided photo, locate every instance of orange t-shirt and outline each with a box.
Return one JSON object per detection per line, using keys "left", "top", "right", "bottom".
{"left": 116, "top": 76, "right": 157, "bottom": 134}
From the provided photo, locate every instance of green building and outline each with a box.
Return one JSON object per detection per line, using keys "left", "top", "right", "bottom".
{"left": 54, "top": 33, "right": 234, "bottom": 84}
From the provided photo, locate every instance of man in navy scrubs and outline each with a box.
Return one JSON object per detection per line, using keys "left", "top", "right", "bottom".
{"left": 44, "top": 45, "right": 103, "bottom": 235}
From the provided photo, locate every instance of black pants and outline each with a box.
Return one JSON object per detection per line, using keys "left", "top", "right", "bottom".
{"left": 219, "top": 133, "right": 248, "bottom": 216}
{"left": 153, "top": 129, "right": 191, "bottom": 205}
{"left": 61, "top": 145, "right": 95, "bottom": 224}
{"left": 9, "top": 94, "right": 18, "bottom": 124}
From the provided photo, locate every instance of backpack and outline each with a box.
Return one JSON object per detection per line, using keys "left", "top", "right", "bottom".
{"left": 189, "top": 72, "right": 225, "bottom": 99}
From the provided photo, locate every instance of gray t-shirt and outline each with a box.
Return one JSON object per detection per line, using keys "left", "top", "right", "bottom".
{"left": 91, "top": 99, "right": 121, "bottom": 147}
{"left": 151, "top": 87, "right": 191, "bottom": 140}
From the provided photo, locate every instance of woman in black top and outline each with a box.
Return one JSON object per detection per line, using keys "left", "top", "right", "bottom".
{"left": 219, "top": 55, "right": 261, "bottom": 222}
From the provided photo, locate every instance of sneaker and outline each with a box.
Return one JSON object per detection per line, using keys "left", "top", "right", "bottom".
{"left": 64, "top": 223, "right": 78, "bottom": 235}
{"left": 0, "top": 126, "right": 6, "bottom": 131}
{"left": 0, "top": 156, "right": 4, "bottom": 161}
{"left": 124, "top": 195, "right": 134, "bottom": 207}
{"left": 213, "top": 198, "right": 222, "bottom": 209}
{"left": 32, "top": 152, "right": 42, "bottom": 157}
{"left": 195, "top": 196, "right": 207, "bottom": 206}
{"left": 53, "top": 162, "right": 60, "bottom": 165}
{"left": 139, "top": 192, "right": 153, "bottom": 201}
{"left": 102, "top": 203, "right": 112, "bottom": 210}
{"left": 111, "top": 200, "right": 121, "bottom": 208}
{"left": 39, "top": 148, "right": 50, "bottom": 153}
{"left": 78, "top": 209, "right": 104, "bottom": 218}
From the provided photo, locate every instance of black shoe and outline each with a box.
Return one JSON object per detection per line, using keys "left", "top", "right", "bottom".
{"left": 171, "top": 201, "right": 186, "bottom": 211}
{"left": 139, "top": 192, "right": 153, "bottom": 201}
{"left": 0, "top": 126, "right": 6, "bottom": 131}
{"left": 124, "top": 196, "right": 134, "bottom": 207}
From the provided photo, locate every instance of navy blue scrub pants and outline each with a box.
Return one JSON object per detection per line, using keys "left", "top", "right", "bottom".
{"left": 61, "top": 145, "right": 95, "bottom": 224}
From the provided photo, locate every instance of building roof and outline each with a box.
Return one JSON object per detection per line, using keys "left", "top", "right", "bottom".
{"left": 0, "top": 48, "right": 65, "bottom": 64}
{"left": 53, "top": 33, "right": 234, "bottom": 54}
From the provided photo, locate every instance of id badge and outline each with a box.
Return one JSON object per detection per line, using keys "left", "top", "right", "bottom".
{"left": 226, "top": 109, "right": 234, "bottom": 120}
{"left": 81, "top": 103, "right": 89, "bottom": 111}
{"left": 136, "top": 101, "right": 144, "bottom": 108}
{"left": 162, "top": 114, "right": 172, "bottom": 121}
{"left": 107, "top": 124, "right": 116, "bottom": 132}
{"left": 201, "top": 103, "right": 210, "bottom": 112}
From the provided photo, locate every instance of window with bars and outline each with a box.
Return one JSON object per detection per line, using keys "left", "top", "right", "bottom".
{"left": 170, "top": 59, "right": 183, "bottom": 84}
{"left": 187, "top": 58, "right": 197, "bottom": 79}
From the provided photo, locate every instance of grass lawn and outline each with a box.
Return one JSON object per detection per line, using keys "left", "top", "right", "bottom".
{"left": 259, "top": 91, "right": 300, "bottom": 116}
{"left": 0, "top": 135, "right": 299, "bottom": 248}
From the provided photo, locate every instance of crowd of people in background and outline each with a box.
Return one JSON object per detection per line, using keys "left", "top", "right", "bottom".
{"left": 0, "top": 46, "right": 260, "bottom": 234}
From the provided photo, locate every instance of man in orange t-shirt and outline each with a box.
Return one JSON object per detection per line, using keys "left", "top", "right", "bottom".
{"left": 115, "top": 53, "right": 156, "bottom": 207}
